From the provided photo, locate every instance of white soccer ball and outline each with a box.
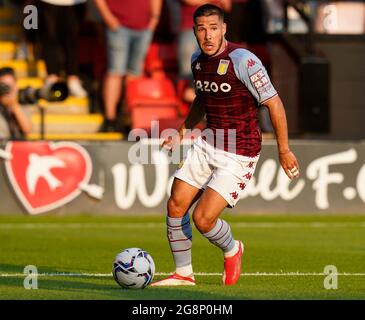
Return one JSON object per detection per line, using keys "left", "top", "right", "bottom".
{"left": 112, "top": 248, "right": 155, "bottom": 289}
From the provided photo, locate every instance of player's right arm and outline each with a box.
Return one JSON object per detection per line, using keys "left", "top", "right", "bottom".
{"left": 161, "top": 96, "right": 205, "bottom": 151}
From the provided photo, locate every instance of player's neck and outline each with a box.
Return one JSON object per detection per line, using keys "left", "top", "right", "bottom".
{"left": 212, "top": 39, "right": 228, "bottom": 58}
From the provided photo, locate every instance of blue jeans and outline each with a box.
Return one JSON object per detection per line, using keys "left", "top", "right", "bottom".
{"left": 106, "top": 26, "right": 153, "bottom": 76}
{"left": 178, "top": 30, "right": 199, "bottom": 78}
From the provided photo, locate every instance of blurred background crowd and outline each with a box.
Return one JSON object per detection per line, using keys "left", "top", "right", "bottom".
{"left": 0, "top": 0, "right": 364, "bottom": 141}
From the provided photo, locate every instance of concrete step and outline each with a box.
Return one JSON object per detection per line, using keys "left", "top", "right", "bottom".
{"left": 0, "top": 41, "right": 16, "bottom": 60}
{"left": 17, "top": 77, "right": 43, "bottom": 89}
{"left": 27, "top": 132, "right": 123, "bottom": 141}
{"left": 0, "top": 25, "right": 21, "bottom": 41}
{"left": 17, "top": 79, "right": 90, "bottom": 115}
{"left": 27, "top": 97, "right": 89, "bottom": 115}
{"left": 30, "top": 114, "right": 103, "bottom": 134}
{"left": 0, "top": 59, "right": 47, "bottom": 78}
{"left": 0, "top": 59, "right": 28, "bottom": 77}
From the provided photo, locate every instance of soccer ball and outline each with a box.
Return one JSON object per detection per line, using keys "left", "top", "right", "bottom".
{"left": 112, "top": 248, "right": 155, "bottom": 289}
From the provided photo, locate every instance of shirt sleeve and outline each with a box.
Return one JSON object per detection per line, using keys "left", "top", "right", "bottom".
{"left": 191, "top": 50, "right": 201, "bottom": 96}
{"left": 230, "top": 49, "right": 278, "bottom": 104}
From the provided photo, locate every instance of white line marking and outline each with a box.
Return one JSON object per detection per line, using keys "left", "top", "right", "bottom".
{"left": 0, "top": 222, "right": 365, "bottom": 229}
{"left": 1, "top": 272, "right": 365, "bottom": 278}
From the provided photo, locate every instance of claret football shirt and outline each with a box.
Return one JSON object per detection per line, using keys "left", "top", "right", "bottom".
{"left": 191, "top": 42, "right": 278, "bottom": 157}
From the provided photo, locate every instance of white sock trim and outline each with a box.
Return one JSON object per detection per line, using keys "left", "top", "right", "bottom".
{"left": 224, "top": 240, "right": 239, "bottom": 258}
{"left": 176, "top": 264, "right": 194, "bottom": 277}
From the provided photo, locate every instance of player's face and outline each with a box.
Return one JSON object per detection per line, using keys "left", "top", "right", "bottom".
{"left": 194, "top": 14, "right": 226, "bottom": 57}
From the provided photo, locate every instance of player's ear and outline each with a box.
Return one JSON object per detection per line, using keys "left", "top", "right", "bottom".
{"left": 222, "top": 22, "right": 227, "bottom": 36}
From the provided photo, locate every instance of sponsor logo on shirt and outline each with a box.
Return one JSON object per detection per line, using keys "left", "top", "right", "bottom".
{"left": 195, "top": 80, "right": 232, "bottom": 93}
{"left": 217, "top": 59, "right": 230, "bottom": 75}
{"left": 247, "top": 59, "right": 257, "bottom": 68}
{"left": 250, "top": 69, "right": 269, "bottom": 90}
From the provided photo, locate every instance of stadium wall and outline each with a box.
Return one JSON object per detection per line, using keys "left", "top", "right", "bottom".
{"left": 271, "top": 35, "right": 365, "bottom": 138}
{"left": 0, "top": 140, "right": 365, "bottom": 216}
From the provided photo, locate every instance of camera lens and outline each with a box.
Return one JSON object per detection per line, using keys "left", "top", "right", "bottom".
{"left": 0, "top": 82, "right": 11, "bottom": 96}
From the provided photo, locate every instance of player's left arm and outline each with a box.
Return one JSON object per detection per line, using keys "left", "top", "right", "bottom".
{"left": 263, "top": 96, "right": 300, "bottom": 180}
{"left": 231, "top": 49, "right": 300, "bottom": 180}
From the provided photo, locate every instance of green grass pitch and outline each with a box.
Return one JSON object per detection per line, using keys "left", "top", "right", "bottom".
{"left": 0, "top": 214, "right": 364, "bottom": 300}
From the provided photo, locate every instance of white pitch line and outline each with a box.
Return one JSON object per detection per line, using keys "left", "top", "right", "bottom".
{"left": 1, "top": 222, "right": 365, "bottom": 229}
{"left": 1, "top": 272, "right": 365, "bottom": 278}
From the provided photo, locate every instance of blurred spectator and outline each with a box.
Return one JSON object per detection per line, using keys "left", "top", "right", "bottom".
{"left": 153, "top": 0, "right": 179, "bottom": 43}
{"left": 38, "top": 0, "right": 88, "bottom": 98}
{"left": 94, "top": 0, "right": 162, "bottom": 133}
{"left": 79, "top": 1, "right": 108, "bottom": 114}
{"left": 9, "top": 0, "right": 36, "bottom": 61}
{"left": 0, "top": 67, "right": 31, "bottom": 140}
{"left": 264, "top": 0, "right": 284, "bottom": 33}
{"left": 177, "top": 0, "right": 231, "bottom": 106}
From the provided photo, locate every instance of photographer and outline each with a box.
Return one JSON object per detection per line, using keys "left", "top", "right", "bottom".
{"left": 0, "top": 67, "right": 31, "bottom": 140}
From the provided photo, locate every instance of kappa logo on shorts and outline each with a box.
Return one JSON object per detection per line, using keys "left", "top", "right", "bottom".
{"left": 230, "top": 191, "right": 239, "bottom": 200}
{"left": 243, "top": 172, "right": 252, "bottom": 180}
{"left": 217, "top": 59, "right": 230, "bottom": 75}
{"left": 238, "top": 182, "right": 246, "bottom": 190}
{"left": 247, "top": 162, "right": 255, "bottom": 168}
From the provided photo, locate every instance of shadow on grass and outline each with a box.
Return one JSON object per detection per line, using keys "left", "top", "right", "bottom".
{"left": 0, "top": 263, "right": 247, "bottom": 300}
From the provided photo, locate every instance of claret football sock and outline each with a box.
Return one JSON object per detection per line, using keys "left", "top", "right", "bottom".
{"left": 202, "top": 219, "right": 236, "bottom": 255}
{"left": 166, "top": 213, "right": 193, "bottom": 277}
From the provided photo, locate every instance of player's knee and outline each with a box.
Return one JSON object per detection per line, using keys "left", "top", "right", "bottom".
{"left": 192, "top": 210, "right": 215, "bottom": 233}
{"left": 167, "top": 196, "right": 186, "bottom": 218}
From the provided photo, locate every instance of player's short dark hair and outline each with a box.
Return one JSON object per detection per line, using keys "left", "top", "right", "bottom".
{"left": 193, "top": 4, "right": 225, "bottom": 24}
{"left": 0, "top": 67, "right": 15, "bottom": 78}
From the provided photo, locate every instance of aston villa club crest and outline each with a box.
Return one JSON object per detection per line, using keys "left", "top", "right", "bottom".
{"left": 1, "top": 141, "right": 104, "bottom": 215}
{"left": 217, "top": 59, "right": 230, "bottom": 75}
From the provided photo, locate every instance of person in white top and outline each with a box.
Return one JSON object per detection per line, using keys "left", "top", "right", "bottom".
{"left": 38, "top": 0, "right": 88, "bottom": 98}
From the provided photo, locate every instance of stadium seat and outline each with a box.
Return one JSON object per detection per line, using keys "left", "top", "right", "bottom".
{"left": 176, "top": 79, "right": 192, "bottom": 117}
{"left": 144, "top": 41, "right": 177, "bottom": 78}
{"left": 131, "top": 106, "right": 178, "bottom": 136}
{"left": 126, "top": 77, "right": 180, "bottom": 135}
{"left": 126, "top": 77, "right": 179, "bottom": 110}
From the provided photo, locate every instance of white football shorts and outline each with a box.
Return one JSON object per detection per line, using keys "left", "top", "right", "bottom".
{"left": 174, "top": 137, "right": 260, "bottom": 207}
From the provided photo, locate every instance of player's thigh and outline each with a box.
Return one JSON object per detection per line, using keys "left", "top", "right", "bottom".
{"left": 192, "top": 186, "right": 229, "bottom": 232}
{"left": 174, "top": 142, "right": 213, "bottom": 191}
{"left": 168, "top": 178, "right": 203, "bottom": 218}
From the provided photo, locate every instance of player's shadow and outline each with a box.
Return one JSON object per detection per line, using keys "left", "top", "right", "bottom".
{"left": 24, "top": 278, "right": 245, "bottom": 300}
{"left": 0, "top": 263, "right": 247, "bottom": 300}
